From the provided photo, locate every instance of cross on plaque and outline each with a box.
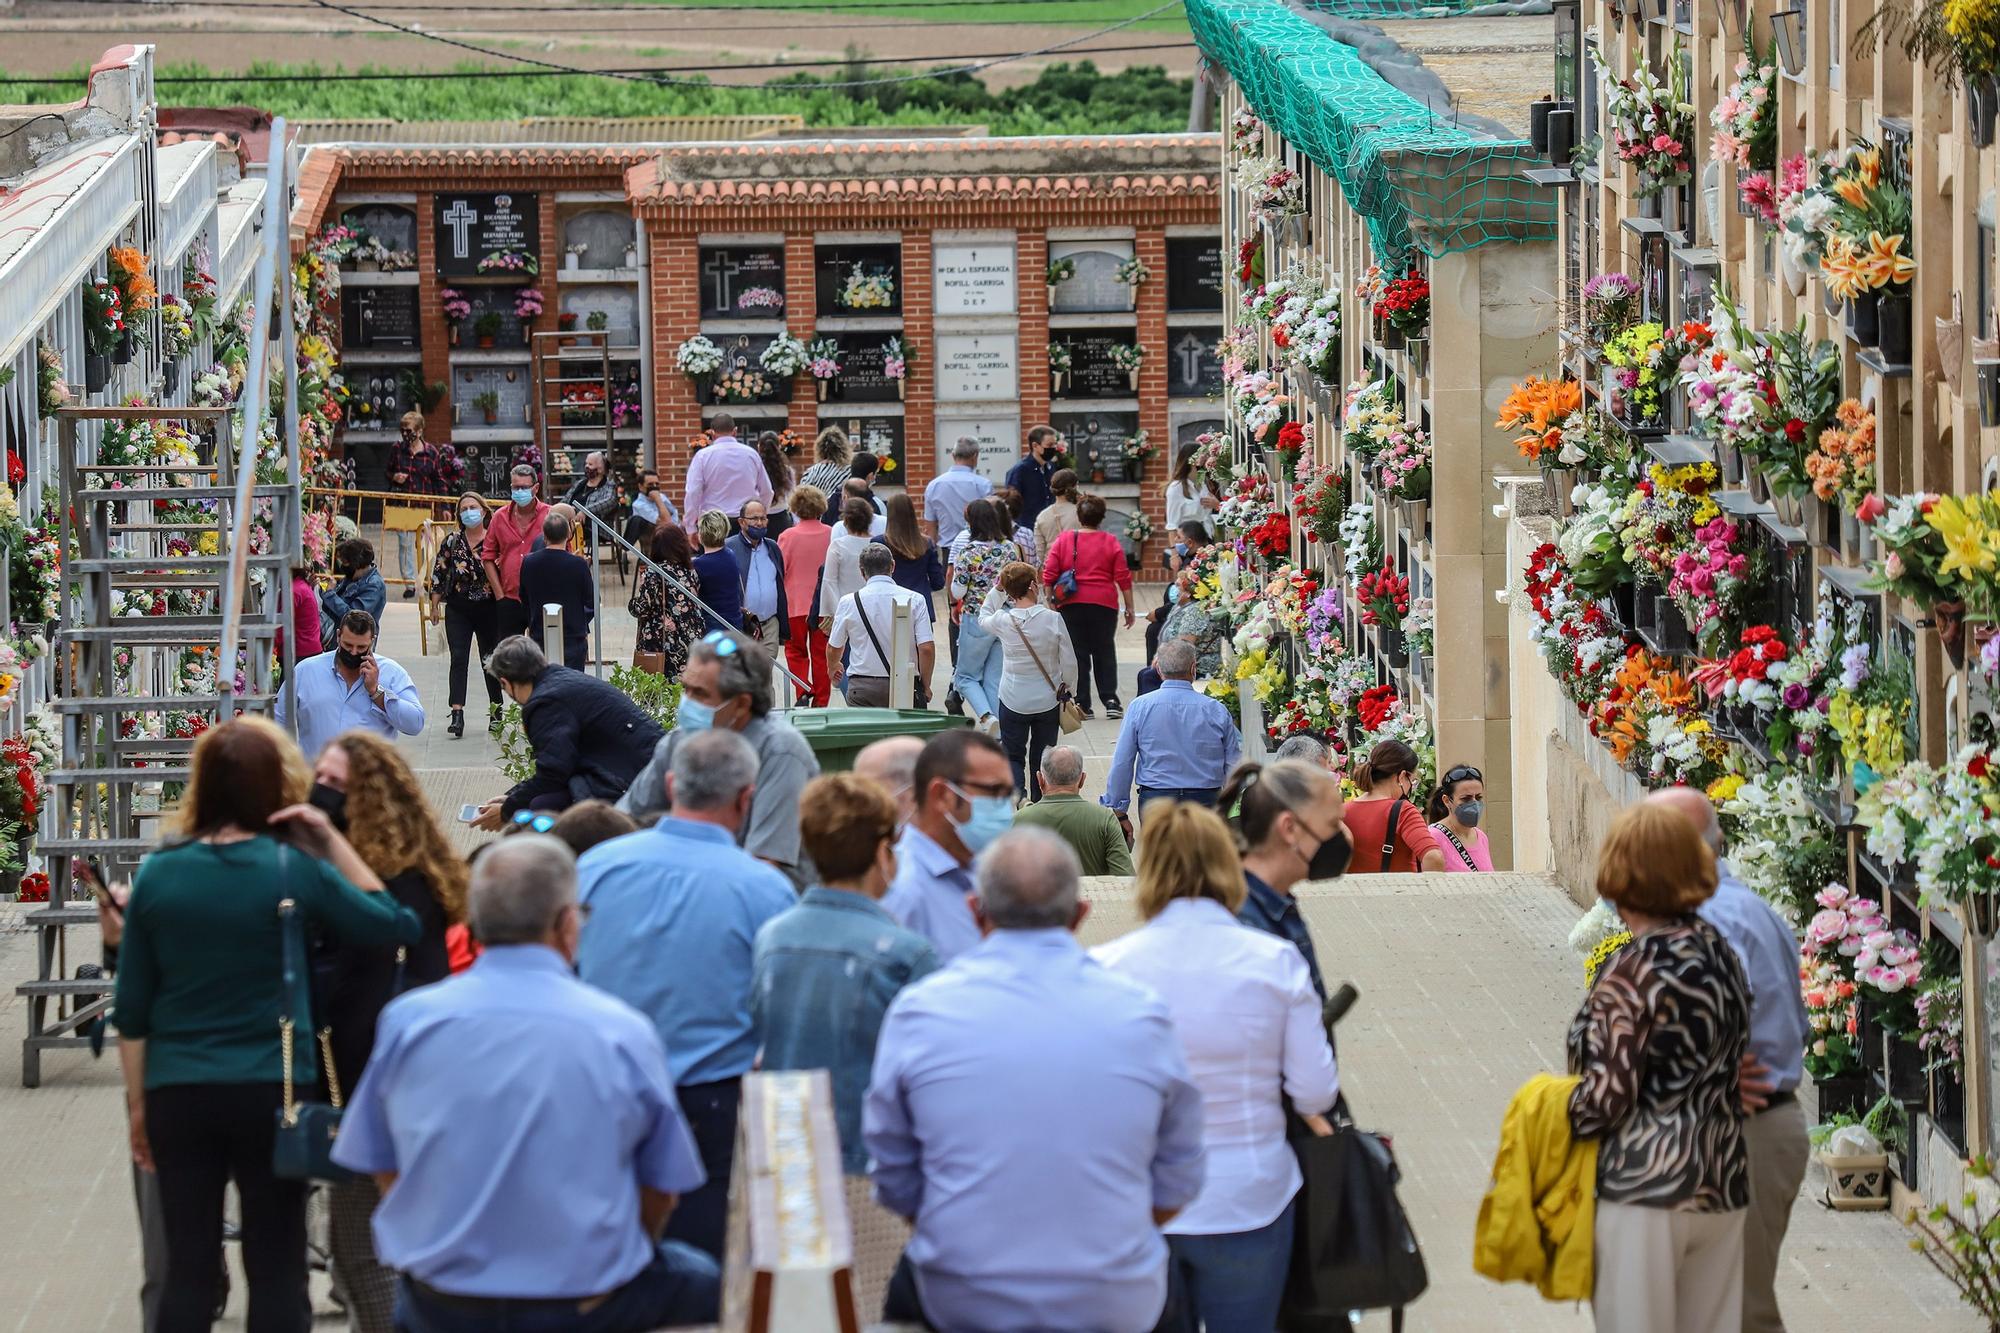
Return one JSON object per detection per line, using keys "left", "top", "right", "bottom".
{"left": 1174, "top": 333, "right": 1208, "bottom": 386}
{"left": 441, "top": 201, "right": 478, "bottom": 259}
{"left": 704, "top": 251, "right": 745, "bottom": 312}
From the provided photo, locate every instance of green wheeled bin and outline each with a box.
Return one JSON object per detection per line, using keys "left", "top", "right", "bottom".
{"left": 783, "top": 707, "right": 969, "bottom": 773}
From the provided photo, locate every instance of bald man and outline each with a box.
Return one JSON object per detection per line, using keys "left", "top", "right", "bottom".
{"left": 1646, "top": 787, "right": 1808, "bottom": 1333}
{"left": 855, "top": 735, "right": 924, "bottom": 825}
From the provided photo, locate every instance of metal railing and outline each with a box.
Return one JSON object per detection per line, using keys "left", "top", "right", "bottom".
{"left": 216, "top": 115, "right": 300, "bottom": 711}
{"left": 569, "top": 503, "right": 810, "bottom": 703}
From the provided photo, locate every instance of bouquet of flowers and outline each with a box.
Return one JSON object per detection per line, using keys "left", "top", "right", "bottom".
{"left": 882, "top": 335, "right": 909, "bottom": 381}
{"left": 736, "top": 286, "right": 784, "bottom": 313}
{"left": 1236, "top": 157, "right": 1304, "bottom": 223}
{"left": 158, "top": 294, "right": 195, "bottom": 361}
{"left": 1341, "top": 379, "right": 1402, "bottom": 459}
{"left": 1356, "top": 700, "right": 1435, "bottom": 789}
{"left": 1717, "top": 769, "right": 1843, "bottom": 922}
{"left": 759, "top": 332, "right": 809, "bottom": 377}
{"left": 513, "top": 287, "right": 544, "bottom": 321}
{"left": 1282, "top": 288, "right": 1342, "bottom": 381}
{"left": 1827, "top": 646, "right": 1912, "bottom": 777}
{"left": 1377, "top": 272, "right": 1431, "bottom": 336}
{"left": 477, "top": 250, "right": 537, "bottom": 275}
{"left": 1498, "top": 375, "right": 1586, "bottom": 465}
{"left": 1049, "top": 343, "right": 1074, "bottom": 375}
{"left": 1303, "top": 584, "right": 1344, "bottom": 656}
{"left": 1813, "top": 142, "right": 1916, "bottom": 299}
{"left": 1296, "top": 466, "right": 1349, "bottom": 546}
{"left": 1246, "top": 512, "right": 1292, "bottom": 562}
{"left": 807, "top": 337, "right": 843, "bottom": 380}
{"left": 1915, "top": 973, "right": 1964, "bottom": 1082}
{"left": 1760, "top": 601, "right": 1850, "bottom": 768}
{"left": 1591, "top": 43, "right": 1695, "bottom": 196}
{"left": 1524, "top": 543, "right": 1628, "bottom": 713}
{"left": 1667, "top": 515, "right": 1761, "bottom": 643}
{"left": 83, "top": 280, "right": 125, "bottom": 356}
{"left": 1376, "top": 425, "right": 1432, "bottom": 502}
{"left": 1237, "top": 235, "right": 1264, "bottom": 285}
{"left": 1806, "top": 398, "right": 1877, "bottom": 505}
{"left": 1355, "top": 564, "right": 1409, "bottom": 626}
{"left": 1691, "top": 622, "right": 1788, "bottom": 709}
{"left": 1710, "top": 49, "right": 1778, "bottom": 174}
{"left": 1230, "top": 106, "right": 1264, "bottom": 155}
{"left": 1679, "top": 292, "right": 1772, "bottom": 454}
{"left": 675, "top": 334, "right": 724, "bottom": 377}
{"left": 1581, "top": 272, "right": 1641, "bottom": 346}
{"left": 1597, "top": 648, "right": 1718, "bottom": 786}
{"left": 1559, "top": 478, "right": 1636, "bottom": 595}
{"left": 1402, "top": 597, "right": 1435, "bottom": 658}
{"left": 109, "top": 245, "right": 156, "bottom": 317}
{"left": 1110, "top": 343, "right": 1145, "bottom": 374}
{"left": 1217, "top": 473, "right": 1277, "bottom": 535}
{"left": 1046, "top": 257, "right": 1077, "bottom": 286}
{"left": 1799, "top": 883, "right": 1867, "bottom": 1078}
{"left": 839, "top": 264, "right": 895, "bottom": 310}
{"left": 1123, "top": 430, "right": 1156, "bottom": 461}
{"left": 1620, "top": 460, "right": 1721, "bottom": 585}
{"left": 35, "top": 342, "right": 69, "bottom": 418}
{"left": 1229, "top": 368, "right": 1290, "bottom": 442}
{"left": 1356, "top": 683, "right": 1400, "bottom": 733}
{"left": 441, "top": 288, "right": 472, "bottom": 323}
{"left": 1602, "top": 322, "right": 1668, "bottom": 426}
{"left": 1268, "top": 420, "right": 1305, "bottom": 474}
{"left": 1115, "top": 256, "right": 1151, "bottom": 288}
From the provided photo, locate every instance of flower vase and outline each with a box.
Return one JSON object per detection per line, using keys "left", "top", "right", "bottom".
{"left": 1821, "top": 281, "right": 1845, "bottom": 319}
{"left": 1875, "top": 289, "right": 1912, "bottom": 365}
{"left": 1380, "top": 321, "right": 1404, "bottom": 352}
{"left": 449, "top": 325, "right": 460, "bottom": 348}
{"left": 1820, "top": 1151, "right": 1891, "bottom": 1210}
{"left": 85, "top": 352, "right": 109, "bottom": 394}
{"left": 1047, "top": 284, "right": 1060, "bottom": 307}
{"left": 1978, "top": 359, "right": 2000, "bottom": 428}
{"left": 482, "top": 409, "right": 497, "bottom": 425}
{"left": 565, "top": 252, "right": 581, "bottom": 272}
{"left": 1052, "top": 371, "right": 1068, "bottom": 396}
{"left": 113, "top": 330, "right": 134, "bottom": 365}
{"left": 1839, "top": 506, "right": 1861, "bottom": 559}
{"left": 1127, "top": 370, "right": 1140, "bottom": 391}
{"left": 163, "top": 360, "right": 180, "bottom": 396}
{"left": 1769, "top": 490, "right": 1805, "bottom": 527}
{"left": 817, "top": 379, "right": 830, "bottom": 403}
{"left": 1746, "top": 467, "right": 1771, "bottom": 504}
{"left": 1934, "top": 598, "right": 1969, "bottom": 668}
{"left": 1611, "top": 582, "right": 1638, "bottom": 631}
{"left": 1529, "top": 99, "right": 1554, "bottom": 154}
{"left": 357, "top": 258, "right": 379, "bottom": 273}
{"left": 1846, "top": 293, "right": 1880, "bottom": 348}
{"left": 1379, "top": 625, "right": 1408, "bottom": 668}
{"left": 1780, "top": 244, "right": 1808, "bottom": 296}
{"left": 1967, "top": 890, "right": 1999, "bottom": 938}
{"left": 896, "top": 379, "right": 905, "bottom": 401}
{"left": 1541, "top": 466, "right": 1578, "bottom": 518}
{"left": 1637, "top": 190, "right": 1662, "bottom": 221}
{"left": 1660, "top": 183, "right": 1683, "bottom": 236}
{"left": 623, "top": 247, "right": 638, "bottom": 269}
{"left": 1398, "top": 497, "right": 1429, "bottom": 535}
{"left": 1405, "top": 336, "right": 1429, "bottom": 379}
{"left": 1653, "top": 595, "right": 1693, "bottom": 656}
{"left": 1970, "top": 74, "right": 1999, "bottom": 150}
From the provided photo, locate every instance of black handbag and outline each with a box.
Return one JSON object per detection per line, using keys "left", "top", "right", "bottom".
{"left": 1281, "top": 1117, "right": 1428, "bottom": 1331}
{"left": 272, "top": 850, "right": 354, "bottom": 1184}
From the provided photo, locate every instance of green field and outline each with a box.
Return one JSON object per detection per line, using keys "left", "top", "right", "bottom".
{"left": 0, "top": 60, "right": 1196, "bottom": 134}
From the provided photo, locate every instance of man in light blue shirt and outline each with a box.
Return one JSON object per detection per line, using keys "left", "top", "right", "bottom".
{"left": 866, "top": 827, "right": 1206, "bottom": 1332}
{"left": 332, "top": 835, "right": 719, "bottom": 1331}
{"left": 1651, "top": 788, "right": 1807, "bottom": 1333}
{"left": 578, "top": 727, "right": 796, "bottom": 1262}
{"left": 881, "top": 729, "right": 1015, "bottom": 963}
{"left": 1102, "top": 638, "right": 1241, "bottom": 814}
{"left": 275, "top": 609, "right": 424, "bottom": 761}
{"left": 922, "top": 436, "right": 994, "bottom": 550}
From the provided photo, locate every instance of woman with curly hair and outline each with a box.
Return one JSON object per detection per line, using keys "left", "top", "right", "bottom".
{"left": 308, "top": 730, "right": 466, "bottom": 1333}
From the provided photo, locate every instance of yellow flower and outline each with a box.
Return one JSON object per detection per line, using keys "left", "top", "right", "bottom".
{"left": 1926, "top": 493, "right": 2000, "bottom": 581}
{"left": 1707, "top": 773, "right": 1745, "bottom": 804}
{"left": 1820, "top": 234, "right": 1866, "bottom": 300}
{"left": 1858, "top": 232, "right": 1917, "bottom": 290}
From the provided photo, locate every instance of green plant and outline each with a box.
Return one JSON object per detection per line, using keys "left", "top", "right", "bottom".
{"left": 496, "top": 704, "right": 535, "bottom": 784}
{"left": 1866, "top": 1092, "right": 1910, "bottom": 1156}
{"left": 1905, "top": 1155, "right": 2000, "bottom": 1329}
{"left": 474, "top": 312, "right": 503, "bottom": 338}
{"left": 607, "top": 663, "right": 682, "bottom": 732}
{"left": 397, "top": 370, "right": 446, "bottom": 414}
{"left": 472, "top": 390, "right": 500, "bottom": 412}
{"left": 586, "top": 310, "right": 610, "bottom": 332}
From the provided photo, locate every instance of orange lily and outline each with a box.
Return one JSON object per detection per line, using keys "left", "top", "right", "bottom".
{"left": 1858, "top": 231, "right": 1916, "bottom": 289}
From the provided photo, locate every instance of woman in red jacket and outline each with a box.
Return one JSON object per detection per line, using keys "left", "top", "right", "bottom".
{"left": 1040, "top": 493, "right": 1136, "bottom": 719}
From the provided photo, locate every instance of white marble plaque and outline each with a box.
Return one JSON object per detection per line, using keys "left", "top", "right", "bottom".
{"left": 935, "top": 334, "right": 1019, "bottom": 401}
{"left": 936, "top": 412, "right": 1021, "bottom": 484}
{"left": 933, "top": 242, "right": 1017, "bottom": 316}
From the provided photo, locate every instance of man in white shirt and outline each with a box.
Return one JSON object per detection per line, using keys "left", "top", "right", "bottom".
{"left": 829, "top": 544, "right": 934, "bottom": 708}
{"left": 275, "top": 609, "right": 426, "bottom": 761}
{"left": 683, "top": 413, "right": 771, "bottom": 529}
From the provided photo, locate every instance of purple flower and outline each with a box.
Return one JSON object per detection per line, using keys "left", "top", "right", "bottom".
{"left": 1839, "top": 644, "right": 1871, "bottom": 691}
{"left": 1781, "top": 682, "right": 1810, "bottom": 710}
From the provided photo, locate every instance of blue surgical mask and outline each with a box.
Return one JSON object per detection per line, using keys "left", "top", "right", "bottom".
{"left": 948, "top": 786, "right": 1014, "bottom": 853}
{"left": 675, "top": 696, "right": 715, "bottom": 734}
{"left": 461, "top": 508, "right": 484, "bottom": 528}
{"left": 1456, "top": 800, "right": 1483, "bottom": 828}
{"left": 743, "top": 523, "right": 768, "bottom": 542}
{"left": 511, "top": 487, "right": 535, "bottom": 507}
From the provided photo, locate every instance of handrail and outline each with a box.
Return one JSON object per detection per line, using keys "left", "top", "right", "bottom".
{"left": 216, "top": 115, "right": 297, "bottom": 710}
{"left": 568, "top": 502, "right": 811, "bottom": 699}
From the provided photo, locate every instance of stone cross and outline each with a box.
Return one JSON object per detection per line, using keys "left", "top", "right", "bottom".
{"left": 441, "top": 200, "right": 478, "bottom": 260}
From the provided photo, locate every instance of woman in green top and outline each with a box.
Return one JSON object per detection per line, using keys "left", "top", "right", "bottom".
{"left": 112, "top": 716, "right": 420, "bottom": 1333}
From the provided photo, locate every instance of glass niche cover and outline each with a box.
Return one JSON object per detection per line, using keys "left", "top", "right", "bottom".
{"left": 1048, "top": 238, "right": 1137, "bottom": 314}
{"left": 699, "top": 244, "right": 786, "bottom": 319}
{"left": 815, "top": 244, "right": 902, "bottom": 317}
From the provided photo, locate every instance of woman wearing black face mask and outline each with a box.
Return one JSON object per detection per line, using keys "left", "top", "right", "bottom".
{"left": 1343, "top": 738, "right": 1446, "bottom": 874}
{"left": 308, "top": 731, "right": 465, "bottom": 1333}
{"left": 1219, "top": 758, "right": 1351, "bottom": 1002}
{"left": 1426, "top": 764, "right": 1492, "bottom": 873}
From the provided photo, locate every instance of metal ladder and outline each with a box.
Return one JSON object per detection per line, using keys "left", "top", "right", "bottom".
{"left": 18, "top": 125, "right": 301, "bottom": 1086}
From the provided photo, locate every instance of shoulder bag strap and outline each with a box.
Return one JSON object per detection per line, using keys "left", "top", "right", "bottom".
{"left": 277, "top": 848, "right": 304, "bottom": 1127}
{"left": 1382, "top": 798, "right": 1405, "bottom": 869}
{"left": 852, "top": 592, "right": 892, "bottom": 673}
{"left": 1438, "top": 824, "right": 1480, "bottom": 872}
{"left": 1008, "top": 611, "right": 1062, "bottom": 695}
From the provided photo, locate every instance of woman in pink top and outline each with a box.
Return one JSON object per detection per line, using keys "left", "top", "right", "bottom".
{"left": 778, "top": 484, "right": 835, "bottom": 706}
{"left": 1427, "top": 764, "right": 1494, "bottom": 872}
{"left": 1040, "top": 493, "right": 1136, "bottom": 720}
{"left": 280, "top": 565, "right": 322, "bottom": 664}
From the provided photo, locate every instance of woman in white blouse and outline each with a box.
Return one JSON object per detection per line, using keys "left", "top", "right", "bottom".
{"left": 1165, "top": 446, "right": 1219, "bottom": 534}
{"left": 978, "top": 560, "right": 1076, "bottom": 799}
{"left": 1093, "top": 801, "right": 1337, "bottom": 1333}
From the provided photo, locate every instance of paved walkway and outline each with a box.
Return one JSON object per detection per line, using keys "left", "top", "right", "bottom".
{"left": 0, "top": 576, "right": 1978, "bottom": 1330}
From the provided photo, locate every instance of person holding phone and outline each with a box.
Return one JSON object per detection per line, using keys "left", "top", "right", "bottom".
{"left": 273, "top": 609, "right": 425, "bottom": 762}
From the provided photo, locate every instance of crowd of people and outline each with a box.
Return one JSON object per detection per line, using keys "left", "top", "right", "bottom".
{"left": 122, "top": 419, "right": 1823, "bottom": 1333}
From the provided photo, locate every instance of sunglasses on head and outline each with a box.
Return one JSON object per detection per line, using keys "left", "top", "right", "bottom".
{"left": 1442, "top": 765, "right": 1482, "bottom": 786}
{"left": 511, "top": 811, "right": 557, "bottom": 833}
{"left": 701, "top": 631, "right": 741, "bottom": 658}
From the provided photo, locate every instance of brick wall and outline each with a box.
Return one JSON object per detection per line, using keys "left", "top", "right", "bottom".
{"left": 649, "top": 230, "right": 702, "bottom": 501}
{"left": 899, "top": 231, "right": 935, "bottom": 495}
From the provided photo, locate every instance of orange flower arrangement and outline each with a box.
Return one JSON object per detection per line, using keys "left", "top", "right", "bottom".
{"left": 108, "top": 246, "right": 157, "bottom": 313}
{"left": 1599, "top": 648, "right": 1696, "bottom": 764}
{"left": 1497, "top": 375, "right": 1584, "bottom": 463}
{"left": 1805, "top": 398, "right": 1877, "bottom": 504}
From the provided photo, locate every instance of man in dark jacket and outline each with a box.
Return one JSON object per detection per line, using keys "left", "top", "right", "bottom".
{"left": 1003, "top": 424, "right": 1063, "bottom": 526}
{"left": 518, "top": 510, "right": 595, "bottom": 670}
{"left": 723, "top": 500, "right": 789, "bottom": 654}
{"left": 472, "top": 635, "right": 664, "bottom": 824}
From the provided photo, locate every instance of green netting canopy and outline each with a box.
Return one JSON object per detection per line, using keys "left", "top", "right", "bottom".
{"left": 1190, "top": 0, "right": 1558, "bottom": 264}
{"left": 1294, "top": 0, "right": 1551, "bottom": 15}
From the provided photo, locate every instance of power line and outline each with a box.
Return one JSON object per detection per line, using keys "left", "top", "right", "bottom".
{"left": 0, "top": 39, "right": 1195, "bottom": 86}
{"left": 28, "top": 0, "right": 1181, "bottom": 12}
